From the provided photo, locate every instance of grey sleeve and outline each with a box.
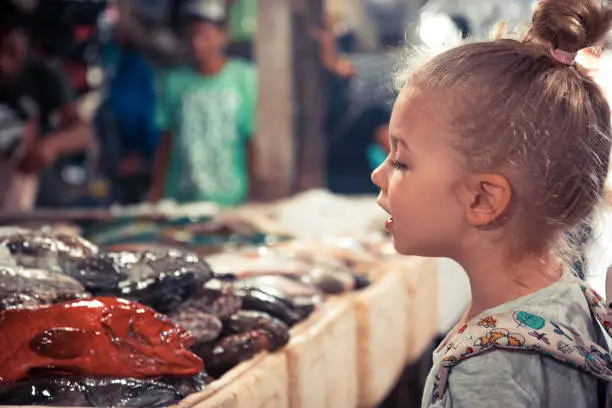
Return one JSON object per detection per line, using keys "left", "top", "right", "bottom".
{"left": 443, "top": 354, "right": 537, "bottom": 408}
{"left": 433, "top": 350, "right": 598, "bottom": 408}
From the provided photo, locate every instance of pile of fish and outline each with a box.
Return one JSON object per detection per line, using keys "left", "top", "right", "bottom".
{"left": 0, "top": 228, "right": 371, "bottom": 407}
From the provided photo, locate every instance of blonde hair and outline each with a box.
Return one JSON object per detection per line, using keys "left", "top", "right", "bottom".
{"left": 399, "top": 0, "right": 612, "bottom": 253}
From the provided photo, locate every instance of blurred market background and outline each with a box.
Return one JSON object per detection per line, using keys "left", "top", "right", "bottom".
{"left": 0, "top": 0, "right": 612, "bottom": 406}
{"left": 6, "top": 0, "right": 609, "bottom": 210}
{"left": 0, "top": 0, "right": 555, "bottom": 210}
{"left": 3, "top": 0, "right": 609, "bottom": 308}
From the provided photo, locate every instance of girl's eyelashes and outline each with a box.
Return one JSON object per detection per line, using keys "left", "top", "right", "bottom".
{"left": 389, "top": 159, "right": 408, "bottom": 171}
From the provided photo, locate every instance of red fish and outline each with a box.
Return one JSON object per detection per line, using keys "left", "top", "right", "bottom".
{"left": 0, "top": 297, "right": 203, "bottom": 384}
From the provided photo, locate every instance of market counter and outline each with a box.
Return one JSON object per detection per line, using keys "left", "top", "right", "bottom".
{"left": 6, "top": 256, "right": 437, "bottom": 408}
{"left": 353, "top": 261, "right": 409, "bottom": 407}
{"left": 177, "top": 353, "right": 288, "bottom": 408}
{"left": 174, "top": 256, "right": 437, "bottom": 408}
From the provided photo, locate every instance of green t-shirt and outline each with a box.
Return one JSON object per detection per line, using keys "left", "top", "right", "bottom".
{"left": 155, "top": 60, "right": 257, "bottom": 206}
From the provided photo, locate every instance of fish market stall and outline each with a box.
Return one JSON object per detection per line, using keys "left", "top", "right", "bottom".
{"left": 0, "top": 191, "right": 438, "bottom": 408}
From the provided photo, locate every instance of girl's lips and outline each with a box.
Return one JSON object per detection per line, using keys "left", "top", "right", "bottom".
{"left": 385, "top": 217, "right": 394, "bottom": 232}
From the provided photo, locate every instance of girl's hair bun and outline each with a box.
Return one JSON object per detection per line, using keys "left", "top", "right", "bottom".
{"left": 529, "top": 0, "right": 612, "bottom": 52}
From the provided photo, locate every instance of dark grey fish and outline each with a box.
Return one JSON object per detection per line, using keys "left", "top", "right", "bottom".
{"left": 233, "top": 275, "right": 324, "bottom": 309}
{"left": 235, "top": 287, "right": 304, "bottom": 326}
{"left": 84, "top": 378, "right": 182, "bottom": 407}
{"left": 58, "top": 255, "right": 126, "bottom": 294}
{"left": 194, "top": 311, "right": 291, "bottom": 377}
{"left": 0, "top": 377, "right": 185, "bottom": 407}
{"left": 222, "top": 310, "right": 290, "bottom": 351}
{"left": 162, "top": 372, "right": 211, "bottom": 396}
{"left": 188, "top": 278, "right": 243, "bottom": 319}
{"left": 168, "top": 307, "right": 223, "bottom": 344}
{"left": 0, "top": 265, "right": 88, "bottom": 310}
{"left": 193, "top": 330, "right": 270, "bottom": 379}
{"left": 0, "top": 229, "right": 99, "bottom": 273}
{"left": 0, "top": 377, "right": 89, "bottom": 406}
{"left": 105, "top": 249, "right": 214, "bottom": 313}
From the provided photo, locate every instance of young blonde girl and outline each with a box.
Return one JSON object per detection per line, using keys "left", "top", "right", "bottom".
{"left": 372, "top": 0, "right": 612, "bottom": 406}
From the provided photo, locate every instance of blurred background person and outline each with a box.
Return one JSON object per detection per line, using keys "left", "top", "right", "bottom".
{"left": 315, "top": 14, "right": 394, "bottom": 196}
{"left": 0, "top": 0, "right": 94, "bottom": 210}
{"left": 96, "top": 0, "right": 163, "bottom": 205}
{"left": 149, "top": 0, "right": 257, "bottom": 207}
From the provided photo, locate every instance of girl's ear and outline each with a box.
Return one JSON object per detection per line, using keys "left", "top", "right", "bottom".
{"left": 460, "top": 174, "right": 512, "bottom": 227}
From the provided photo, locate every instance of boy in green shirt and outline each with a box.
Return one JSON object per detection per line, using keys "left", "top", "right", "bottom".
{"left": 149, "top": 0, "right": 257, "bottom": 206}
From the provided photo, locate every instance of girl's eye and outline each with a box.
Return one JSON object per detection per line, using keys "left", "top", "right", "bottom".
{"left": 389, "top": 159, "right": 408, "bottom": 171}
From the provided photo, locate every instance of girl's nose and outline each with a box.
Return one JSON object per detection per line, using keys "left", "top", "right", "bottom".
{"left": 371, "top": 162, "right": 387, "bottom": 190}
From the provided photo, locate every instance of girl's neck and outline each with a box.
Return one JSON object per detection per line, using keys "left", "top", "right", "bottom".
{"left": 458, "top": 248, "right": 562, "bottom": 322}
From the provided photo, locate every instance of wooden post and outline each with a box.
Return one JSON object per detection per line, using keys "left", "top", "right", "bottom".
{"left": 253, "top": 0, "right": 295, "bottom": 200}
{"left": 292, "top": 0, "right": 327, "bottom": 192}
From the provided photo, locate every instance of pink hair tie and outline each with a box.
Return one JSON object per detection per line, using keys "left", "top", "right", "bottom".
{"left": 550, "top": 48, "right": 577, "bottom": 65}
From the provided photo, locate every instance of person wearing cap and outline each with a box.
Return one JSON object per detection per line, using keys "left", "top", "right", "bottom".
{"left": 149, "top": 0, "right": 257, "bottom": 206}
